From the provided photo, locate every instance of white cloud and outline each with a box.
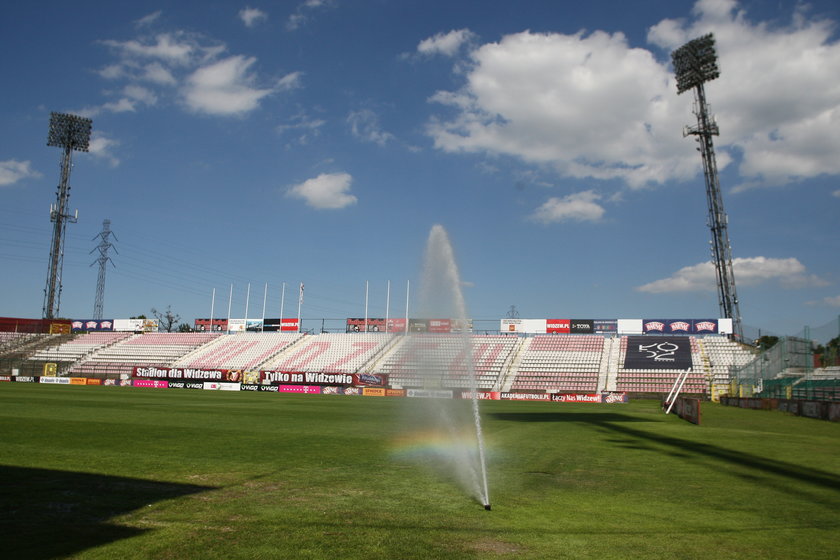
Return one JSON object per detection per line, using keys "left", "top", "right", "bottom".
{"left": 417, "top": 29, "right": 477, "bottom": 57}
{"left": 427, "top": 0, "right": 840, "bottom": 190}
{"left": 141, "top": 62, "right": 177, "bottom": 85}
{"left": 347, "top": 109, "right": 394, "bottom": 146}
{"left": 286, "top": 0, "right": 332, "bottom": 31}
{"left": 0, "top": 160, "right": 40, "bottom": 186}
{"left": 427, "top": 29, "right": 695, "bottom": 188}
{"left": 183, "top": 55, "right": 274, "bottom": 115}
{"left": 286, "top": 172, "right": 358, "bottom": 209}
{"left": 277, "top": 112, "right": 326, "bottom": 145}
{"left": 123, "top": 84, "right": 158, "bottom": 105}
{"left": 135, "top": 10, "right": 162, "bottom": 27}
{"left": 636, "top": 256, "right": 828, "bottom": 293}
{"left": 276, "top": 71, "right": 303, "bottom": 91}
{"left": 239, "top": 7, "right": 268, "bottom": 27}
{"left": 96, "top": 27, "right": 291, "bottom": 119}
{"left": 833, "top": 189, "right": 840, "bottom": 198}
{"left": 101, "top": 33, "right": 197, "bottom": 65}
{"left": 530, "top": 190, "right": 605, "bottom": 224}
{"left": 88, "top": 134, "right": 121, "bottom": 167}
{"left": 809, "top": 295, "right": 840, "bottom": 307}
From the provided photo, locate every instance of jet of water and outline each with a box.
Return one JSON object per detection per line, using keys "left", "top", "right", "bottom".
{"left": 403, "top": 224, "right": 491, "bottom": 508}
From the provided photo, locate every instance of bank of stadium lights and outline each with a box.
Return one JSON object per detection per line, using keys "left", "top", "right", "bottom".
{"left": 672, "top": 33, "right": 720, "bottom": 94}
{"left": 47, "top": 111, "right": 92, "bottom": 152}
{"left": 672, "top": 34, "right": 743, "bottom": 342}
{"left": 43, "top": 112, "right": 92, "bottom": 320}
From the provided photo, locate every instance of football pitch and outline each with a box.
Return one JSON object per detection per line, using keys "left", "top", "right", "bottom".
{"left": 1, "top": 384, "right": 838, "bottom": 559}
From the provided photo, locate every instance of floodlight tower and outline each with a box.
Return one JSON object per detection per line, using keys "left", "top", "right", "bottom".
{"left": 43, "top": 112, "right": 92, "bottom": 319}
{"left": 91, "top": 219, "right": 117, "bottom": 320}
{"left": 672, "top": 34, "right": 743, "bottom": 342}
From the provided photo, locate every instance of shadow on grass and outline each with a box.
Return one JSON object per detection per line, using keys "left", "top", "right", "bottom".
{"left": 488, "top": 411, "right": 840, "bottom": 498}
{"left": 488, "top": 411, "right": 660, "bottom": 424}
{"left": 0, "top": 465, "right": 214, "bottom": 559}
{"left": 596, "top": 422, "right": 840, "bottom": 494}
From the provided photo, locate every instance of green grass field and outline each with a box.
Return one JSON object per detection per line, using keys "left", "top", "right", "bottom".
{"left": 1, "top": 384, "right": 838, "bottom": 559}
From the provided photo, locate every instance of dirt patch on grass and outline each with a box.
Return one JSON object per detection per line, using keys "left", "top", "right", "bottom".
{"left": 468, "top": 538, "right": 524, "bottom": 555}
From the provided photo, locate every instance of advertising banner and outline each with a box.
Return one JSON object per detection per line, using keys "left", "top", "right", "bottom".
{"left": 569, "top": 319, "right": 594, "bottom": 334}
{"left": 195, "top": 318, "right": 228, "bottom": 332}
{"left": 672, "top": 397, "right": 702, "bottom": 424}
{"left": 71, "top": 319, "right": 115, "bottom": 332}
{"left": 624, "top": 336, "right": 693, "bottom": 370}
{"left": 39, "top": 376, "right": 70, "bottom": 384}
{"left": 133, "top": 366, "right": 241, "bottom": 382}
{"left": 0, "top": 376, "right": 11, "bottom": 382}
{"left": 409, "top": 319, "right": 428, "bottom": 333}
{"left": 113, "top": 318, "right": 157, "bottom": 332}
{"left": 665, "top": 320, "right": 692, "bottom": 334}
{"left": 406, "top": 388, "right": 454, "bottom": 399}
{"left": 363, "top": 388, "right": 386, "bottom": 397}
{"left": 643, "top": 320, "right": 668, "bottom": 334}
{"left": 551, "top": 393, "right": 602, "bottom": 403}
{"left": 280, "top": 318, "right": 300, "bottom": 332}
{"left": 276, "top": 385, "right": 322, "bottom": 394}
{"left": 386, "top": 389, "right": 406, "bottom": 397}
{"left": 500, "top": 392, "right": 552, "bottom": 401}
{"left": 353, "top": 373, "right": 388, "bottom": 387}
{"left": 227, "top": 319, "right": 246, "bottom": 333}
{"left": 69, "top": 378, "right": 87, "bottom": 385}
{"left": 386, "top": 318, "right": 407, "bottom": 333}
{"left": 86, "top": 378, "right": 102, "bottom": 385}
{"left": 502, "top": 319, "right": 547, "bottom": 334}
{"left": 133, "top": 379, "right": 169, "bottom": 388}
{"left": 427, "top": 319, "right": 451, "bottom": 333}
{"left": 103, "top": 379, "right": 131, "bottom": 386}
{"left": 603, "top": 392, "right": 629, "bottom": 403}
{"left": 459, "top": 391, "right": 501, "bottom": 400}
{"left": 13, "top": 376, "right": 38, "bottom": 383}
{"left": 546, "top": 319, "right": 570, "bottom": 334}
{"left": 260, "top": 371, "right": 355, "bottom": 385}
{"left": 594, "top": 320, "right": 618, "bottom": 334}
{"left": 346, "top": 318, "right": 387, "bottom": 332}
{"left": 693, "top": 319, "right": 719, "bottom": 334}
{"left": 643, "top": 319, "right": 720, "bottom": 335}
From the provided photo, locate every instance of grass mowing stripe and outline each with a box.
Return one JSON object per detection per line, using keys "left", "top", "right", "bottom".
{"left": 1, "top": 383, "right": 838, "bottom": 559}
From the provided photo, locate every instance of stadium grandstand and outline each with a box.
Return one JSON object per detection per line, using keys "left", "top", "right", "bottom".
{"left": 2, "top": 314, "right": 838, "bottom": 403}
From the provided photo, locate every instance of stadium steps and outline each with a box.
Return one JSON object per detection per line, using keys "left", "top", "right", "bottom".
{"left": 499, "top": 337, "right": 529, "bottom": 392}
{"left": 597, "top": 336, "right": 620, "bottom": 392}
{"left": 493, "top": 336, "right": 523, "bottom": 391}
{"left": 254, "top": 333, "right": 311, "bottom": 371}
{"left": 696, "top": 341, "right": 717, "bottom": 400}
{"left": 359, "top": 334, "right": 404, "bottom": 374}
{"left": 0, "top": 334, "right": 75, "bottom": 376}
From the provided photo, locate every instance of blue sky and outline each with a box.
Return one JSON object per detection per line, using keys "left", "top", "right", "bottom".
{"left": 1, "top": 0, "right": 839, "bottom": 338}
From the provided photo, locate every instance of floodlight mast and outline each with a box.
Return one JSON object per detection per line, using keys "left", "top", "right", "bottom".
{"left": 43, "top": 112, "right": 92, "bottom": 320}
{"left": 672, "top": 34, "right": 743, "bottom": 342}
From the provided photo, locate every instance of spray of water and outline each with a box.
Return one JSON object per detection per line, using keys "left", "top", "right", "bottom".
{"left": 396, "top": 224, "right": 490, "bottom": 509}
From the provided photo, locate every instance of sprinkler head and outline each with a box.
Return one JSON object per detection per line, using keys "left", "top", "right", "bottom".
{"left": 484, "top": 504, "right": 492, "bottom": 511}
